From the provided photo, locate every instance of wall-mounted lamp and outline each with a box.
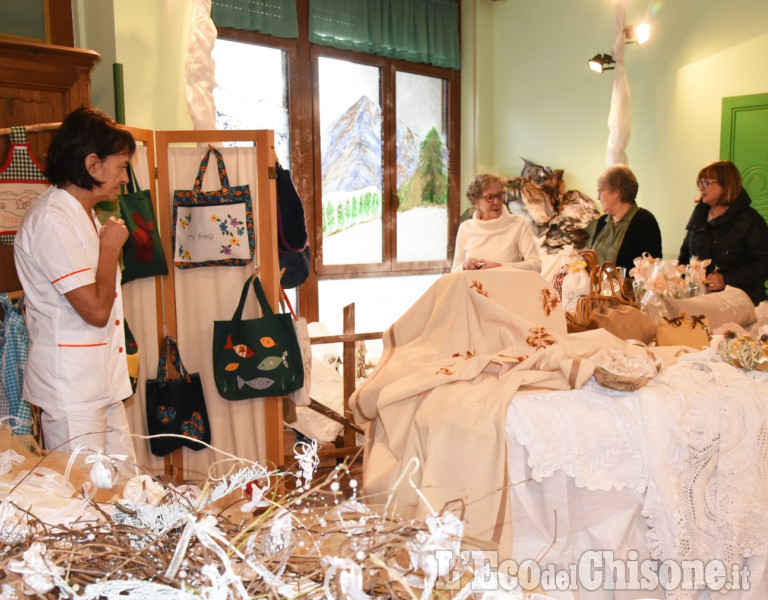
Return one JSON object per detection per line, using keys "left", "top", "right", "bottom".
{"left": 588, "top": 53, "right": 615, "bottom": 74}
{"left": 624, "top": 23, "right": 650, "bottom": 45}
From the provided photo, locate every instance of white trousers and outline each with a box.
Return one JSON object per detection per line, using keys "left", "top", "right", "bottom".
{"left": 41, "top": 401, "right": 136, "bottom": 461}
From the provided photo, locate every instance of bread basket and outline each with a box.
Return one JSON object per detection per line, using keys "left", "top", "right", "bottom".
{"left": 593, "top": 352, "right": 661, "bottom": 392}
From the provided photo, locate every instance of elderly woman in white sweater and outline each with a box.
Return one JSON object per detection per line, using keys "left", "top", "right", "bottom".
{"left": 451, "top": 173, "right": 541, "bottom": 272}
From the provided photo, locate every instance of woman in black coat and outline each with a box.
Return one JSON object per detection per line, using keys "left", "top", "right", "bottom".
{"left": 678, "top": 160, "right": 768, "bottom": 305}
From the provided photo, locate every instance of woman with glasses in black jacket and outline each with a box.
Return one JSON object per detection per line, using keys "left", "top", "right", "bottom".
{"left": 678, "top": 160, "right": 768, "bottom": 305}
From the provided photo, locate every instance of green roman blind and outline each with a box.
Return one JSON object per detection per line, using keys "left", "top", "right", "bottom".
{"left": 308, "top": 0, "right": 460, "bottom": 69}
{"left": 211, "top": 0, "right": 299, "bottom": 38}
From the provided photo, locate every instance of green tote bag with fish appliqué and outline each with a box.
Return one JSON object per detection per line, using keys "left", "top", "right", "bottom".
{"left": 212, "top": 275, "right": 304, "bottom": 400}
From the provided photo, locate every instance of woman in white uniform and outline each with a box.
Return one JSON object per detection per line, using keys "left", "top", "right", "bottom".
{"left": 14, "top": 107, "right": 136, "bottom": 456}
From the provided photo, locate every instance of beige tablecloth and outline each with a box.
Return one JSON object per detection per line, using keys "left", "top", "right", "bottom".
{"left": 350, "top": 268, "right": 667, "bottom": 556}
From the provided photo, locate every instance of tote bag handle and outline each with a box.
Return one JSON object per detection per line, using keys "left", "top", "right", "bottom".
{"left": 156, "top": 336, "right": 191, "bottom": 384}
{"left": 193, "top": 147, "right": 231, "bottom": 195}
{"left": 231, "top": 274, "right": 274, "bottom": 322}
{"left": 124, "top": 162, "right": 143, "bottom": 194}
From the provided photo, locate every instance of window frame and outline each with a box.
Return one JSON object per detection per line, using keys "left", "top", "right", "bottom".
{"left": 215, "top": 0, "right": 460, "bottom": 321}
{"left": 311, "top": 47, "right": 461, "bottom": 278}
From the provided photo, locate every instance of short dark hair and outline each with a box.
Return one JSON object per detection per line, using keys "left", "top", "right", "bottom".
{"left": 698, "top": 160, "right": 742, "bottom": 205}
{"left": 597, "top": 164, "right": 638, "bottom": 204}
{"left": 45, "top": 106, "right": 136, "bottom": 188}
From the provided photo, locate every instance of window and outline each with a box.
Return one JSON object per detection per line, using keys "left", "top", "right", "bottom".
{"left": 212, "top": 40, "right": 291, "bottom": 167}
{"left": 214, "top": 2, "right": 459, "bottom": 328}
{"left": 0, "top": 0, "right": 74, "bottom": 46}
{"left": 395, "top": 70, "right": 450, "bottom": 263}
{"left": 318, "top": 56, "right": 383, "bottom": 265}
{"left": 313, "top": 51, "right": 458, "bottom": 278}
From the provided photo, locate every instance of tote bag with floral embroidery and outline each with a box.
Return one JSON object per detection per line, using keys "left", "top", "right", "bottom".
{"left": 172, "top": 147, "right": 254, "bottom": 268}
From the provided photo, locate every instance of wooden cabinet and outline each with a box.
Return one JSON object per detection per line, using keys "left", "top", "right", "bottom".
{"left": 0, "top": 36, "right": 99, "bottom": 293}
{"left": 0, "top": 36, "right": 99, "bottom": 162}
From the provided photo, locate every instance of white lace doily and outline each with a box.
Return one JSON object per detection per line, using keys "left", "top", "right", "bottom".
{"left": 507, "top": 347, "right": 768, "bottom": 576}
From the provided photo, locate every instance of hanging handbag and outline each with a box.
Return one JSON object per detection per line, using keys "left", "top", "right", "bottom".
{"left": 145, "top": 336, "right": 211, "bottom": 456}
{"left": 566, "top": 261, "right": 656, "bottom": 344}
{"left": 279, "top": 245, "right": 310, "bottom": 289}
{"left": 212, "top": 275, "right": 304, "bottom": 400}
{"left": 124, "top": 318, "right": 139, "bottom": 398}
{"left": 119, "top": 163, "right": 169, "bottom": 283}
{"left": 172, "top": 147, "right": 255, "bottom": 269}
{"left": 276, "top": 162, "right": 308, "bottom": 253}
{"left": 280, "top": 287, "right": 311, "bottom": 408}
{"left": 276, "top": 162, "right": 310, "bottom": 288}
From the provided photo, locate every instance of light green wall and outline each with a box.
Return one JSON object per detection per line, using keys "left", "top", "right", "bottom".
{"left": 73, "top": 0, "right": 117, "bottom": 115}
{"left": 75, "top": 0, "right": 194, "bottom": 131}
{"left": 114, "top": 0, "right": 194, "bottom": 131}
{"left": 461, "top": 0, "right": 768, "bottom": 259}
{"left": 77, "top": 0, "right": 768, "bottom": 258}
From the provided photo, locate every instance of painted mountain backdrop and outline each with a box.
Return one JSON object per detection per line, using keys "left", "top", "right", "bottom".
{"left": 321, "top": 95, "right": 445, "bottom": 194}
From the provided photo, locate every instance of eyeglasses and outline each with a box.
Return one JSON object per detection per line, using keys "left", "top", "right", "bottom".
{"left": 697, "top": 179, "right": 718, "bottom": 189}
{"left": 480, "top": 192, "right": 505, "bottom": 203}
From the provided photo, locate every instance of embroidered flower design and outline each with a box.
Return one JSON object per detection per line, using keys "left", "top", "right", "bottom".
{"left": 221, "top": 245, "right": 233, "bottom": 255}
{"left": 214, "top": 213, "right": 246, "bottom": 245}
{"left": 526, "top": 326, "right": 556, "bottom": 350}
{"left": 451, "top": 350, "right": 475, "bottom": 359}
{"left": 181, "top": 412, "right": 206, "bottom": 440}
{"left": 179, "top": 214, "right": 192, "bottom": 229}
{"left": 436, "top": 367, "right": 454, "bottom": 375}
{"left": 470, "top": 280, "right": 489, "bottom": 297}
{"left": 540, "top": 287, "right": 560, "bottom": 316}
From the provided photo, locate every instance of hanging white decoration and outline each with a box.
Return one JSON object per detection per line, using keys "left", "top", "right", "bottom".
{"left": 322, "top": 556, "right": 370, "bottom": 600}
{"left": 185, "top": 0, "right": 218, "bottom": 130}
{"left": 606, "top": 0, "right": 631, "bottom": 166}
{"left": 294, "top": 439, "right": 320, "bottom": 488}
{"left": 85, "top": 451, "right": 123, "bottom": 489}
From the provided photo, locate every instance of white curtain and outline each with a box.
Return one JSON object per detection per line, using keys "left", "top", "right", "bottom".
{"left": 606, "top": 0, "right": 631, "bottom": 166}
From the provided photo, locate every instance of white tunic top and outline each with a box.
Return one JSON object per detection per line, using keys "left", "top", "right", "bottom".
{"left": 451, "top": 208, "right": 541, "bottom": 273}
{"left": 13, "top": 186, "right": 131, "bottom": 415}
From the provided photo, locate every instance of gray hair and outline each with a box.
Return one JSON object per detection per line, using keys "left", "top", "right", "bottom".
{"left": 466, "top": 173, "right": 506, "bottom": 203}
{"left": 597, "top": 164, "right": 638, "bottom": 204}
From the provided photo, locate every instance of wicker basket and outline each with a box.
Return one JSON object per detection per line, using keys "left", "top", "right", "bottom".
{"left": 593, "top": 364, "right": 659, "bottom": 392}
{"left": 578, "top": 249, "right": 599, "bottom": 274}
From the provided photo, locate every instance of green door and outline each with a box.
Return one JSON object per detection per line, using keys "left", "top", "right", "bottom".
{"left": 720, "top": 92, "right": 768, "bottom": 294}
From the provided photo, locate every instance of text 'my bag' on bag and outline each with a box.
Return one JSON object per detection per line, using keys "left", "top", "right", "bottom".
{"left": 172, "top": 147, "right": 255, "bottom": 268}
